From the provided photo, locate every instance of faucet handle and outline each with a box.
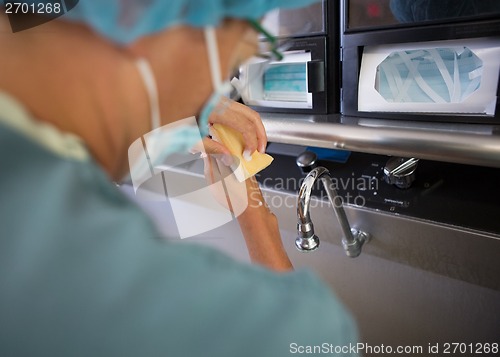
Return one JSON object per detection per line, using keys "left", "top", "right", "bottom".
{"left": 296, "top": 151, "right": 318, "bottom": 174}
{"left": 383, "top": 157, "right": 419, "bottom": 189}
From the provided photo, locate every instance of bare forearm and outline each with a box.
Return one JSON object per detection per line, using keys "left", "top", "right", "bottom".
{"left": 237, "top": 178, "right": 293, "bottom": 272}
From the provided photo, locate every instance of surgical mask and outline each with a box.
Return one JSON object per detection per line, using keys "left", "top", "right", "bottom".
{"left": 128, "top": 26, "right": 231, "bottom": 187}
{"left": 263, "top": 63, "right": 308, "bottom": 101}
{"left": 376, "top": 47, "right": 483, "bottom": 103}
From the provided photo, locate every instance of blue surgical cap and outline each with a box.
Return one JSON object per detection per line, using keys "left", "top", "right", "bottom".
{"left": 59, "top": 0, "right": 321, "bottom": 44}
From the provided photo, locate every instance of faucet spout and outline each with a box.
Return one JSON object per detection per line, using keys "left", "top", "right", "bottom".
{"left": 296, "top": 167, "right": 370, "bottom": 257}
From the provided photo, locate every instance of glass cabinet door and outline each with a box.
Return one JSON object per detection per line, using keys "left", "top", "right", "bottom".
{"left": 261, "top": 1, "right": 326, "bottom": 37}
{"left": 346, "top": 0, "right": 500, "bottom": 31}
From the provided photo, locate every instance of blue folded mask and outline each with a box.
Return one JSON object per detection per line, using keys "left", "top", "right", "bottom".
{"left": 376, "top": 47, "right": 483, "bottom": 103}
{"left": 263, "top": 63, "right": 308, "bottom": 101}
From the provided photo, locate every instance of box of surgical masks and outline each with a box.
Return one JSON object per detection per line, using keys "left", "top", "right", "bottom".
{"left": 232, "top": 36, "right": 330, "bottom": 114}
{"left": 358, "top": 38, "right": 500, "bottom": 115}
{"left": 237, "top": 51, "right": 313, "bottom": 110}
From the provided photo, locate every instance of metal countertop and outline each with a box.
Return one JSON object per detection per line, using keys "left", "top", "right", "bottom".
{"left": 262, "top": 113, "right": 500, "bottom": 168}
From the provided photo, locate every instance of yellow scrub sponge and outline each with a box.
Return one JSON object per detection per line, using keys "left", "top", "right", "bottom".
{"left": 211, "top": 123, "right": 274, "bottom": 182}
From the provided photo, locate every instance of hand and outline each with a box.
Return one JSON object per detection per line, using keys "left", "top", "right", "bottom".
{"left": 193, "top": 137, "right": 249, "bottom": 216}
{"left": 208, "top": 98, "right": 268, "bottom": 157}
{"left": 195, "top": 139, "right": 293, "bottom": 272}
{"left": 193, "top": 98, "right": 267, "bottom": 215}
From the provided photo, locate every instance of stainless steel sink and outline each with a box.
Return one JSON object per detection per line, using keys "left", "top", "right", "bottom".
{"left": 121, "top": 158, "right": 500, "bottom": 352}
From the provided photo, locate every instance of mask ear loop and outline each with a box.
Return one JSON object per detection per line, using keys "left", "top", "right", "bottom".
{"left": 134, "top": 46, "right": 226, "bottom": 167}
{"left": 135, "top": 58, "right": 161, "bottom": 132}
{"left": 204, "top": 26, "right": 223, "bottom": 92}
{"left": 200, "top": 27, "right": 233, "bottom": 137}
{"left": 127, "top": 58, "right": 162, "bottom": 186}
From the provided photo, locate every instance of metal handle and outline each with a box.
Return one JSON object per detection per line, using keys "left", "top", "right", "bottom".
{"left": 296, "top": 151, "right": 318, "bottom": 174}
{"left": 384, "top": 157, "right": 419, "bottom": 189}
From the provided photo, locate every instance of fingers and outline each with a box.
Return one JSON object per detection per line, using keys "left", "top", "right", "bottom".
{"left": 217, "top": 160, "right": 249, "bottom": 217}
{"left": 201, "top": 145, "right": 248, "bottom": 215}
{"left": 202, "top": 154, "right": 221, "bottom": 187}
{"left": 192, "top": 137, "right": 234, "bottom": 167}
{"left": 201, "top": 141, "right": 231, "bottom": 187}
{"left": 209, "top": 99, "right": 268, "bottom": 155}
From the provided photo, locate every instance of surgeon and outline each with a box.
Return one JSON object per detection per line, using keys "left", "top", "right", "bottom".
{"left": 0, "top": 1, "right": 359, "bottom": 356}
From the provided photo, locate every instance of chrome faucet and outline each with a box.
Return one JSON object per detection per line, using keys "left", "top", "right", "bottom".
{"left": 296, "top": 165, "right": 370, "bottom": 257}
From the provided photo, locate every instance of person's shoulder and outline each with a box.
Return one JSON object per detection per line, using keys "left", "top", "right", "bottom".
{"left": 171, "top": 241, "right": 347, "bottom": 311}
{"left": 166, "top": 243, "right": 360, "bottom": 356}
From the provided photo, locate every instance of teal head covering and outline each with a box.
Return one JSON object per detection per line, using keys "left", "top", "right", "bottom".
{"left": 63, "top": 0, "right": 321, "bottom": 44}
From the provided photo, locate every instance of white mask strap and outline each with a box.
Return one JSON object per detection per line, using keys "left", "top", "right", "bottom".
{"left": 204, "top": 26, "right": 223, "bottom": 91}
{"left": 135, "top": 58, "right": 161, "bottom": 131}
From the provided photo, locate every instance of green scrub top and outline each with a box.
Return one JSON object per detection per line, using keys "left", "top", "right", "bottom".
{"left": 0, "top": 93, "right": 359, "bottom": 357}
